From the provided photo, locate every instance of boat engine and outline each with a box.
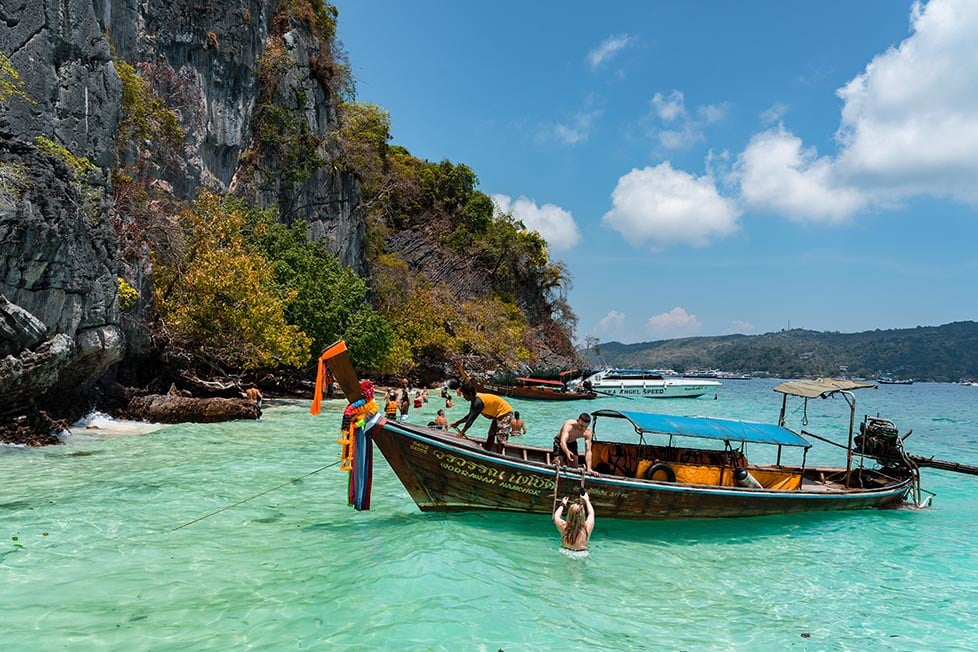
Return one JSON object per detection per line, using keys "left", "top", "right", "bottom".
{"left": 854, "top": 416, "right": 906, "bottom": 467}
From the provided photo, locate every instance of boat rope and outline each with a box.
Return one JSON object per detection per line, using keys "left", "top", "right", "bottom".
{"left": 800, "top": 429, "right": 849, "bottom": 450}
{"left": 169, "top": 461, "right": 342, "bottom": 532}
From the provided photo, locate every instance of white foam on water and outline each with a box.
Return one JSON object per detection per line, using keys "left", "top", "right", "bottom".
{"left": 67, "top": 411, "right": 164, "bottom": 440}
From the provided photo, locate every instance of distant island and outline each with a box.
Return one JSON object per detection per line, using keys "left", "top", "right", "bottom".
{"left": 582, "top": 321, "right": 978, "bottom": 382}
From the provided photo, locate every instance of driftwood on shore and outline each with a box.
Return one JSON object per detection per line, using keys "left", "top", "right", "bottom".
{"left": 127, "top": 394, "right": 261, "bottom": 424}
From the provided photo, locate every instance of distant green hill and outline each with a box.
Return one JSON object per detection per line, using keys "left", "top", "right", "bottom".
{"left": 582, "top": 321, "right": 978, "bottom": 382}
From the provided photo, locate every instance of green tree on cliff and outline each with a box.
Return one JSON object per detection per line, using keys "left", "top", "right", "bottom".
{"left": 241, "top": 202, "right": 394, "bottom": 371}
{"left": 154, "top": 192, "right": 311, "bottom": 369}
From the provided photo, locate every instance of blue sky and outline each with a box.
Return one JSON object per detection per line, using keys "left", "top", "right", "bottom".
{"left": 334, "top": 0, "right": 978, "bottom": 345}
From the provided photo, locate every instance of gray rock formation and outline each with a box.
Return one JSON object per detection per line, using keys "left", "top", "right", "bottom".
{"left": 0, "top": 0, "right": 362, "bottom": 441}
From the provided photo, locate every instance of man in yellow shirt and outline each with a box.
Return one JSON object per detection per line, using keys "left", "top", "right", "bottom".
{"left": 450, "top": 381, "right": 514, "bottom": 451}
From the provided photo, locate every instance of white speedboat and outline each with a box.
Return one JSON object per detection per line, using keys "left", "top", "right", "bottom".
{"left": 574, "top": 369, "right": 721, "bottom": 398}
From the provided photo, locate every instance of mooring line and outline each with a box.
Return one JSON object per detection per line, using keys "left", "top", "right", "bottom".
{"left": 170, "top": 461, "right": 341, "bottom": 532}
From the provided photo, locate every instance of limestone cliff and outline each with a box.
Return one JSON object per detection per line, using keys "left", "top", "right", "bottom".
{"left": 0, "top": 0, "right": 576, "bottom": 443}
{"left": 0, "top": 0, "right": 362, "bottom": 429}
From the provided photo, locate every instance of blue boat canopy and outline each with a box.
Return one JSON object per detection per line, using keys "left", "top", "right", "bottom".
{"left": 591, "top": 409, "right": 812, "bottom": 448}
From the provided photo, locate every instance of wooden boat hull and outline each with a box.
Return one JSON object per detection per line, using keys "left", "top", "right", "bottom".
{"left": 370, "top": 418, "right": 914, "bottom": 520}
{"left": 474, "top": 381, "right": 597, "bottom": 401}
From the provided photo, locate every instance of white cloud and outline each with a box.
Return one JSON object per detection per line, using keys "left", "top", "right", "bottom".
{"left": 832, "top": 0, "right": 978, "bottom": 203}
{"left": 647, "top": 307, "right": 701, "bottom": 337}
{"left": 735, "top": 0, "right": 978, "bottom": 221}
{"left": 602, "top": 163, "right": 741, "bottom": 249}
{"left": 645, "top": 90, "right": 729, "bottom": 150}
{"left": 588, "top": 34, "right": 633, "bottom": 70}
{"left": 760, "top": 103, "right": 788, "bottom": 125}
{"left": 591, "top": 310, "right": 626, "bottom": 341}
{"left": 651, "top": 90, "right": 686, "bottom": 122}
{"left": 492, "top": 194, "right": 581, "bottom": 251}
{"left": 736, "top": 126, "right": 867, "bottom": 222}
{"left": 730, "top": 320, "right": 754, "bottom": 333}
{"left": 546, "top": 107, "right": 602, "bottom": 145}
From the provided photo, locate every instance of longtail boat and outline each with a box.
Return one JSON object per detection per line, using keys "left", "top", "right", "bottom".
{"left": 313, "top": 341, "right": 978, "bottom": 519}
{"left": 473, "top": 376, "right": 597, "bottom": 401}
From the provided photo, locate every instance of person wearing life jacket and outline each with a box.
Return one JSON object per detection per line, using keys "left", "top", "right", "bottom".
{"left": 449, "top": 381, "right": 514, "bottom": 451}
{"left": 384, "top": 391, "right": 398, "bottom": 421}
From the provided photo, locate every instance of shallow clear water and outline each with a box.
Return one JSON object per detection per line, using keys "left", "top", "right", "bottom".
{"left": 4, "top": 381, "right": 978, "bottom": 650}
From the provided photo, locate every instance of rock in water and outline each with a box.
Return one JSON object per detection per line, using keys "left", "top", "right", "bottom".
{"left": 127, "top": 395, "right": 261, "bottom": 423}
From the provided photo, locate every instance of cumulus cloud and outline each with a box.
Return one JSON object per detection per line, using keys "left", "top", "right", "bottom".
{"left": 645, "top": 90, "right": 729, "bottom": 150}
{"left": 588, "top": 34, "right": 634, "bottom": 70}
{"left": 736, "top": 126, "right": 866, "bottom": 222}
{"left": 492, "top": 194, "right": 581, "bottom": 251}
{"left": 647, "top": 307, "right": 701, "bottom": 337}
{"left": 602, "top": 163, "right": 741, "bottom": 249}
{"left": 735, "top": 0, "right": 978, "bottom": 220}
{"left": 591, "top": 310, "right": 626, "bottom": 342}
{"left": 833, "top": 0, "right": 978, "bottom": 203}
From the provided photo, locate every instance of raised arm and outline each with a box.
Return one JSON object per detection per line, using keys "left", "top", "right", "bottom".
{"left": 553, "top": 496, "right": 568, "bottom": 531}
{"left": 582, "top": 492, "right": 595, "bottom": 535}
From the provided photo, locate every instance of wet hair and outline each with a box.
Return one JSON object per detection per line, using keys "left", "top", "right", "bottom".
{"left": 578, "top": 413, "right": 591, "bottom": 424}
{"left": 437, "top": 409, "right": 445, "bottom": 416}
{"left": 514, "top": 411, "right": 520, "bottom": 419}
{"left": 563, "top": 501, "right": 586, "bottom": 545}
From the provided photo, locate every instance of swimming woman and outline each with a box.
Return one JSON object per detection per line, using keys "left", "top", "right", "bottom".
{"left": 553, "top": 491, "right": 595, "bottom": 557}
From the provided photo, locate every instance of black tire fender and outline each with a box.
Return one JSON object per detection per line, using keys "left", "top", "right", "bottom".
{"left": 644, "top": 462, "right": 676, "bottom": 482}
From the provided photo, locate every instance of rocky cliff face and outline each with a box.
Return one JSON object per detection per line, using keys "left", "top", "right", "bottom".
{"left": 0, "top": 0, "right": 575, "bottom": 442}
{"left": 0, "top": 0, "right": 361, "bottom": 431}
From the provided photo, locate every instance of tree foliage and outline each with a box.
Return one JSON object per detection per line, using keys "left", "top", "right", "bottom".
{"left": 241, "top": 202, "right": 394, "bottom": 370}
{"left": 115, "top": 58, "right": 184, "bottom": 162}
{"left": 153, "top": 192, "right": 311, "bottom": 369}
{"left": 382, "top": 282, "right": 530, "bottom": 373}
{"left": 0, "top": 52, "right": 31, "bottom": 104}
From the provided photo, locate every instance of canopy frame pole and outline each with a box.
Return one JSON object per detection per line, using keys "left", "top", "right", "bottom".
{"left": 841, "top": 390, "right": 857, "bottom": 489}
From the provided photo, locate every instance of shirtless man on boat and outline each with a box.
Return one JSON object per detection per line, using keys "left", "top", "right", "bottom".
{"left": 554, "top": 413, "right": 595, "bottom": 473}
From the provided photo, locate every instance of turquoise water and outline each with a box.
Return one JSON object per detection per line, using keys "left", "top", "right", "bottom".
{"left": 4, "top": 380, "right": 978, "bottom": 650}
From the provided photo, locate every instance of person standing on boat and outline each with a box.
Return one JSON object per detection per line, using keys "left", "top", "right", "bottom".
{"left": 553, "top": 491, "right": 594, "bottom": 555}
{"left": 449, "top": 382, "right": 514, "bottom": 450}
{"left": 554, "top": 413, "right": 595, "bottom": 473}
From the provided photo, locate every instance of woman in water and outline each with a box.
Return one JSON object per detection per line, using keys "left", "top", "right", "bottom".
{"left": 553, "top": 491, "right": 594, "bottom": 557}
